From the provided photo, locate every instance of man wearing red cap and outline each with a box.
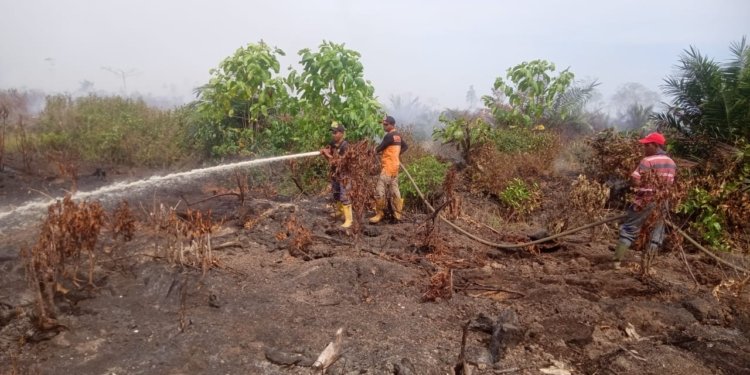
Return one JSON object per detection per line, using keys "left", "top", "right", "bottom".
{"left": 613, "top": 132, "right": 677, "bottom": 269}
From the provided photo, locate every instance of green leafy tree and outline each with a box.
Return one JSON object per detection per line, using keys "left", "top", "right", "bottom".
{"left": 195, "top": 40, "right": 382, "bottom": 155}
{"left": 656, "top": 37, "right": 750, "bottom": 143}
{"left": 483, "top": 60, "right": 576, "bottom": 127}
{"left": 286, "top": 41, "right": 382, "bottom": 150}
{"left": 195, "top": 41, "right": 288, "bottom": 155}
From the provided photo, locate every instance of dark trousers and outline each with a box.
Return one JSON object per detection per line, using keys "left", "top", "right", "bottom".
{"left": 332, "top": 179, "right": 351, "bottom": 205}
{"left": 619, "top": 203, "right": 666, "bottom": 249}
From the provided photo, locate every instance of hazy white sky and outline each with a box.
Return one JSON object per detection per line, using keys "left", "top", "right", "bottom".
{"left": 1, "top": 0, "right": 748, "bottom": 109}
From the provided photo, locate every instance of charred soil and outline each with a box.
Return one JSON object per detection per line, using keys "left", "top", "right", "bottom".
{"left": 1, "top": 168, "right": 749, "bottom": 375}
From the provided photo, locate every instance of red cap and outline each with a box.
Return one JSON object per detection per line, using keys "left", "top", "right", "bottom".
{"left": 638, "top": 132, "right": 666, "bottom": 146}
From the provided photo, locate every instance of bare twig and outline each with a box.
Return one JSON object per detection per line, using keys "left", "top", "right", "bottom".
{"left": 454, "top": 284, "right": 526, "bottom": 297}
{"left": 213, "top": 241, "right": 242, "bottom": 251}
{"left": 678, "top": 246, "right": 699, "bottom": 287}
{"left": 290, "top": 176, "right": 309, "bottom": 196}
{"left": 184, "top": 192, "right": 240, "bottom": 207}
{"left": 493, "top": 368, "right": 521, "bottom": 374}
{"left": 617, "top": 345, "right": 647, "bottom": 362}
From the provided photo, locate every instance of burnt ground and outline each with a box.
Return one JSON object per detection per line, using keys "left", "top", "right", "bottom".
{"left": 1, "top": 166, "right": 750, "bottom": 375}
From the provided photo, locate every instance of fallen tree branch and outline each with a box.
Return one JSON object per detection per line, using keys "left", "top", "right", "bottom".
{"left": 290, "top": 176, "right": 309, "bottom": 197}
{"left": 183, "top": 192, "right": 240, "bottom": 207}
{"left": 213, "top": 241, "right": 243, "bottom": 251}
{"left": 454, "top": 284, "right": 526, "bottom": 297}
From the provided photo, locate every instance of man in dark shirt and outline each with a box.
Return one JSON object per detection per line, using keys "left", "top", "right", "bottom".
{"left": 321, "top": 122, "right": 352, "bottom": 228}
{"left": 369, "top": 115, "right": 409, "bottom": 223}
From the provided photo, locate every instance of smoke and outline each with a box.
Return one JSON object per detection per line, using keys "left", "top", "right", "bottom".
{"left": 383, "top": 93, "right": 441, "bottom": 141}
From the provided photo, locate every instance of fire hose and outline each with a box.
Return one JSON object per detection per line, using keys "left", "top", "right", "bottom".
{"left": 399, "top": 163, "right": 749, "bottom": 273}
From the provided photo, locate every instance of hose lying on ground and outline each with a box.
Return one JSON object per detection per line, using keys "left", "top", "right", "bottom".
{"left": 666, "top": 221, "right": 749, "bottom": 274}
{"left": 400, "top": 164, "right": 749, "bottom": 273}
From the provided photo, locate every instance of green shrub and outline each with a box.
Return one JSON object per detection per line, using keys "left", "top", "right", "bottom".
{"left": 678, "top": 187, "right": 731, "bottom": 252}
{"left": 399, "top": 155, "right": 450, "bottom": 205}
{"left": 490, "top": 127, "right": 557, "bottom": 154}
{"left": 37, "top": 95, "right": 192, "bottom": 167}
{"left": 499, "top": 178, "right": 541, "bottom": 217}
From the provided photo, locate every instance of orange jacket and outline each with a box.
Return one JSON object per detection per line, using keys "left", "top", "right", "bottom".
{"left": 376, "top": 129, "right": 408, "bottom": 177}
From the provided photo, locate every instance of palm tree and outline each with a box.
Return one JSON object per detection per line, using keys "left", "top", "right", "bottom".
{"left": 544, "top": 80, "right": 600, "bottom": 132}
{"left": 655, "top": 37, "right": 750, "bottom": 143}
{"left": 621, "top": 103, "right": 654, "bottom": 130}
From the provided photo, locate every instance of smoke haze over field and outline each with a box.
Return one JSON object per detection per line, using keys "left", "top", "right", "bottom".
{"left": 0, "top": 0, "right": 748, "bottom": 111}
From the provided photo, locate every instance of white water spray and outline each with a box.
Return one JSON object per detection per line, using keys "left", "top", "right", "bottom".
{"left": 0, "top": 151, "right": 320, "bottom": 233}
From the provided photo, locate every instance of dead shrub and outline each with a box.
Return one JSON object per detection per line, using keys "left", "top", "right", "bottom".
{"left": 15, "top": 117, "right": 36, "bottom": 173}
{"left": 152, "top": 206, "right": 216, "bottom": 274}
{"left": 335, "top": 140, "right": 378, "bottom": 232}
{"left": 566, "top": 174, "right": 612, "bottom": 237}
{"left": 583, "top": 130, "right": 641, "bottom": 183}
{"left": 469, "top": 141, "right": 557, "bottom": 198}
{"left": 441, "top": 167, "right": 462, "bottom": 220}
{"left": 278, "top": 214, "right": 312, "bottom": 257}
{"left": 47, "top": 151, "right": 79, "bottom": 193}
{"left": 111, "top": 201, "right": 136, "bottom": 242}
{"left": 422, "top": 268, "right": 453, "bottom": 302}
{"left": 20, "top": 197, "right": 105, "bottom": 327}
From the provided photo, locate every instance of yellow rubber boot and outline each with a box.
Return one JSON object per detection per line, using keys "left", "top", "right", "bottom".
{"left": 341, "top": 204, "right": 353, "bottom": 228}
{"left": 368, "top": 199, "right": 386, "bottom": 223}
{"left": 394, "top": 198, "right": 405, "bottom": 221}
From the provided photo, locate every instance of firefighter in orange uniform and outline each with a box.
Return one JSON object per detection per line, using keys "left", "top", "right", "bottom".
{"left": 369, "top": 115, "right": 409, "bottom": 223}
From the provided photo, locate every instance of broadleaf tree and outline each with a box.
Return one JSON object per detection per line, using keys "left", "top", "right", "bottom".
{"left": 483, "top": 60, "right": 578, "bottom": 128}
{"left": 287, "top": 41, "right": 382, "bottom": 151}
{"left": 195, "top": 41, "right": 288, "bottom": 155}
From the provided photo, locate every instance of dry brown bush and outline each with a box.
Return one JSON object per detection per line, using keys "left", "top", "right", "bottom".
{"left": 20, "top": 197, "right": 105, "bottom": 326}
{"left": 150, "top": 205, "right": 216, "bottom": 274}
{"left": 278, "top": 214, "right": 312, "bottom": 257}
{"left": 583, "top": 130, "right": 641, "bottom": 183}
{"left": 334, "top": 140, "right": 378, "bottom": 232}
{"left": 422, "top": 268, "right": 453, "bottom": 302}
{"left": 469, "top": 137, "right": 560, "bottom": 197}
{"left": 111, "top": 201, "right": 136, "bottom": 242}
{"left": 47, "top": 151, "right": 79, "bottom": 193}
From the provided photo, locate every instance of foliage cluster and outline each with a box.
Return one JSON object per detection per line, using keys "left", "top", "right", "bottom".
{"left": 490, "top": 126, "right": 558, "bottom": 154}
{"left": 482, "top": 60, "right": 598, "bottom": 131}
{"left": 674, "top": 148, "right": 750, "bottom": 252}
{"left": 196, "top": 41, "right": 382, "bottom": 156}
{"left": 432, "top": 112, "right": 490, "bottom": 164}
{"left": 498, "top": 178, "right": 541, "bottom": 218}
{"left": 398, "top": 155, "right": 450, "bottom": 206}
{"left": 37, "top": 95, "right": 193, "bottom": 167}
{"left": 656, "top": 37, "right": 750, "bottom": 143}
